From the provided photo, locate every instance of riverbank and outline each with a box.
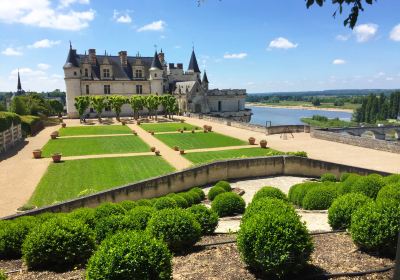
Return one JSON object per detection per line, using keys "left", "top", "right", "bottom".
{"left": 246, "top": 102, "right": 354, "bottom": 113}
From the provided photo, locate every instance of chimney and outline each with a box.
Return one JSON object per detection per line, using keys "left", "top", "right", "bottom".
{"left": 119, "top": 51, "right": 128, "bottom": 67}
{"left": 88, "top": 49, "right": 96, "bottom": 65}
{"left": 168, "top": 63, "right": 175, "bottom": 69}
{"left": 177, "top": 63, "right": 183, "bottom": 69}
{"left": 158, "top": 51, "right": 165, "bottom": 65}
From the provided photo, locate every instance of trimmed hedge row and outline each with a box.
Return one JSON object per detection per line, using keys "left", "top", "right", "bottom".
{"left": 0, "top": 112, "right": 20, "bottom": 133}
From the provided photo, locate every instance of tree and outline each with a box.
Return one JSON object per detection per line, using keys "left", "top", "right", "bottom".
{"left": 10, "top": 96, "right": 28, "bottom": 115}
{"left": 145, "top": 95, "right": 161, "bottom": 120}
{"left": 163, "top": 95, "right": 178, "bottom": 119}
{"left": 49, "top": 100, "right": 64, "bottom": 117}
{"left": 90, "top": 96, "right": 107, "bottom": 122}
{"left": 74, "top": 96, "right": 90, "bottom": 122}
{"left": 129, "top": 96, "right": 144, "bottom": 120}
{"left": 108, "top": 95, "right": 127, "bottom": 121}
{"left": 312, "top": 97, "right": 321, "bottom": 106}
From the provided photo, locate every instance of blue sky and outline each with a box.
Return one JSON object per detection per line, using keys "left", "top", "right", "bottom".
{"left": 0, "top": 0, "right": 400, "bottom": 93}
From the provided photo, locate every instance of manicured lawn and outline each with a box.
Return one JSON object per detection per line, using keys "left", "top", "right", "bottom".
{"left": 42, "top": 135, "right": 149, "bottom": 157}
{"left": 154, "top": 132, "right": 247, "bottom": 150}
{"left": 140, "top": 122, "right": 201, "bottom": 133}
{"left": 184, "top": 148, "right": 284, "bottom": 164}
{"left": 59, "top": 125, "right": 132, "bottom": 136}
{"left": 29, "top": 156, "right": 175, "bottom": 207}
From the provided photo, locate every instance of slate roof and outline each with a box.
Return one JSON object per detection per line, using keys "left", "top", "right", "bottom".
{"left": 150, "top": 51, "right": 163, "bottom": 70}
{"left": 202, "top": 71, "right": 209, "bottom": 83}
{"left": 188, "top": 50, "right": 200, "bottom": 73}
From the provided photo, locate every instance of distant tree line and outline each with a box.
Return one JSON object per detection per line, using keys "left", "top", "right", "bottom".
{"left": 353, "top": 92, "right": 400, "bottom": 123}
{"left": 8, "top": 93, "right": 64, "bottom": 117}
{"left": 246, "top": 94, "right": 364, "bottom": 106}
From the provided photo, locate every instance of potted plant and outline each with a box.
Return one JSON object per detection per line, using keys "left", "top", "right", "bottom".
{"left": 203, "top": 129, "right": 208, "bottom": 133}
{"left": 121, "top": 121, "right": 126, "bottom": 125}
{"left": 180, "top": 119, "right": 185, "bottom": 123}
{"left": 173, "top": 146, "right": 180, "bottom": 151}
{"left": 207, "top": 125, "right": 212, "bottom": 132}
{"left": 203, "top": 124, "right": 208, "bottom": 130}
{"left": 191, "top": 129, "right": 195, "bottom": 133}
{"left": 132, "top": 130, "right": 137, "bottom": 136}
{"left": 52, "top": 153, "right": 62, "bottom": 163}
{"left": 180, "top": 149, "right": 185, "bottom": 155}
{"left": 260, "top": 139, "right": 268, "bottom": 148}
{"left": 180, "top": 129, "right": 184, "bottom": 133}
{"left": 137, "top": 121, "right": 141, "bottom": 125}
{"left": 61, "top": 123, "right": 66, "bottom": 128}
{"left": 248, "top": 137, "right": 256, "bottom": 145}
{"left": 151, "top": 131, "right": 155, "bottom": 135}
{"left": 155, "top": 150, "right": 161, "bottom": 156}
{"left": 32, "top": 149, "right": 42, "bottom": 159}
{"left": 150, "top": 146, "right": 156, "bottom": 152}
{"left": 50, "top": 131, "right": 59, "bottom": 139}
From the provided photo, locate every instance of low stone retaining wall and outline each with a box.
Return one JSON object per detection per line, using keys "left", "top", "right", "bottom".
{"left": 0, "top": 124, "right": 23, "bottom": 153}
{"left": 266, "top": 125, "right": 310, "bottom": 135}
{"left": 3, "top": 156, "right": 390, "bottom": 220}
{"left": 311, "top": 129, "right": 400, "bottom": 154}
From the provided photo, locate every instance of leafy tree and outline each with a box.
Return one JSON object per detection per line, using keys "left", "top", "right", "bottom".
{"left": 10, "top": 96, "right": 28, "bottom": 115}
{"left": 108, "top": 95, "right": 127, "bottom": 121}
{"left": 145, "top": 95, "right": 161, "bottom": 120}
{"left": 130, "top": 96, "right": 144, "bottom": 120}
{"left": 74, "top": 96, "right": 90, "bottom": 122}
{"left": 161, "top": 95, "right": 178, "bottom": 119}
{"left": 312, "top": 97, "right": 321, "bottom": 106}
{"left": 90, "top": 96, "right": 107, "bottom": 122}
{"left": 49, "top": 100, "right": 64, "bottom": 117}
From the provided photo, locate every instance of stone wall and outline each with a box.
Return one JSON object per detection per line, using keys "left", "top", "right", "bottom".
{"left": 3, "top": 156, "right": 389, "bottom": 220}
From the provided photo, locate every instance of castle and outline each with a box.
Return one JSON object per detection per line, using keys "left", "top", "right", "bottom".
{"left": 63, "top": 45, "right": 252, "bottom": 122}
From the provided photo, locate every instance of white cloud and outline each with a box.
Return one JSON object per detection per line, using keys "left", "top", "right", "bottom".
{"left": 10, "top": 67, "right": 45, "bottom": 77}
{"left": 332, "top": 59, "right": 346, "bottom": 65}
{"left": 0, "top": 0, "right": 95, "bottom": 31}
{"left": 336, "top": 34, "right": 350, "bottom": 41}
{"left": 2, "top": 47, "right": 23, "bottom": 56}
{"left": 137, "top": 20, "right": 166, "bottom": 32}
{"left": 268, "top": 37, "right": 298, "bottom": 50}
{"left": 59, "top": 0, "right": 90, "bottom": 8}
{"left": 353, "top": 23, "right": 378, "bottom": 42}
{"left": 29, "top": 39, "right": 61, "bottom": 48}
{"left": 223, "top": 52, "right": 248, "bottom": 59}
{"left": 113, "top": 10, "right": 132, "bottom": 24}
{"left": 390, "top": 24, "right": 400, "bottom": 42}
{"left": 6, "top": 67, "right": 65, "bottom": 91}
{"left": 37, "top": 63, "right": 50, "bottom": 70}
{"left": 386, "top": 77, "right": 394, "bottom": 81}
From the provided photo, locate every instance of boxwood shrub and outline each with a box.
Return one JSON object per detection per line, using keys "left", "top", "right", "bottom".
{"left": 153, "top": 197, "right": 178, "bottom": 210}
{"left": 376, "top": 183, "right": 400, "bottom": 203}
{"left": 242, "top": 198, "right": 297, "bottom": 223}
{"left": 237, "top": 200, "right": 313, "bottom": 278}
{"left": 146, "top": 208, "right": 201, "bottom": 252}
{"left": 328, "top": 193, "right": 372, "bottom": 230}
{"left": 68, "top": 207, "right": 96, "bottom": 229}
{"left": 350, "top": 200, "right": 400, "bottom": 256}
{"left": 211, "top": 192, "right": 245, "bottom": 217}
{"left": 118, "top": 200, "right": 137, "bottom": 211}
{"left": 190, "top": 187, "right": 205, "bottom": 200}
{"left": 167, "top": 193, "right": 189, "bottom": 208}
{"left": 340, "top": 172, "right": 351, "bottom": 182}
{"left": 187, "top": 190, "right": 202, "bottom": 204}
{"left": 187, "top": 204, "right": 219, "bottom": 235}
{"left": 288, "top": 182, "right": 321, "bottom": 207}
{"left": 178, "top": 192, "right": 195, "bottom": 206}
{"left": 252, "top": 186, "right": 287, "bottom": 202}
{"left": 302, "top": 185, "right": 338, "bottom": 210}
{"left": 215, "top": 181, "right": 232, "bottom": 192}
{"left": 93, "top": 203, "right": 126, "bottom": 220}
{"left": 207, "top": 186, "right": 226, "bottom": 201}
{"left": 135, "top": 199, "right": 153, "bottom": 207}
{"left": 86, "top": 231, "right": 172, "bottom": 280}
{"left": 22, "top": 217, "right": 95, "bottom": 270}
{"left": 123, "top": 206, "right": 156, "bottom": 231}
{"left": 338, "top": 173, "right": 361, "bottom": 195}
{"left": 320, "top": 173, "right": 337, "bottom": 182}
{"left": 351, "top": 174, "right": 385, "bottom": 199}
{"left": 94, "top": 215, "right": 126, "bottom": 243}
{"left": 384, "top": 174, "right": 400, "bottom": 185}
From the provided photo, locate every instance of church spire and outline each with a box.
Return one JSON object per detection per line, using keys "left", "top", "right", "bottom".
{"left": 188, "top": 49, "right": 200, "bottom": 73}
{"left": 17, "top": 70, "right": 22, "bottom": 93}
{"left": 202, "top": 70, "right": 209, "bottom": 84}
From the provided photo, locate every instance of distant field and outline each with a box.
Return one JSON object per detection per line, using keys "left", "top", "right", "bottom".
{"left": 155, "top": 132, "right": 247, "bottom": 150}
{"left": 184, "top": 148, "right": 284, "bottom": 164}
{"left": 301, "top": 117, "right": 358, "bottom": 128}
{"left": 29, "top": 156, "right": 175, "bottom": 207}
{"left": 42, "top": 135, "right": 149, "bottom": 157}
{"left": 255, "top": 101, "right": 360, "bottom": 111}
{"left": 59, "top": 125, "right": 132, "bottom": 136}
{"left": 140, "top": 122, "right": 201, "bottom": 133}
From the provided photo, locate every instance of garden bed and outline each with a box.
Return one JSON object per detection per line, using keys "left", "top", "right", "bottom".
{"left": 58, "top": 125, "right": 132, "bottom": 136}
{"left": 140, "top": 122, "right": 200, "bottom": 133}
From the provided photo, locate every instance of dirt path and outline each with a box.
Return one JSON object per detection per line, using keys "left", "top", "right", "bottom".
{"left": 185, "top": 144, "right": 255, "bottom": 154}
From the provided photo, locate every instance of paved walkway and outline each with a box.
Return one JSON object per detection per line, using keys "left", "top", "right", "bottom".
{"left": 185, "top": 144, "right": 256, "bottom": 154}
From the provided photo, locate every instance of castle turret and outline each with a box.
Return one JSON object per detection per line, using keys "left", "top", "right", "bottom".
{"left": 63, "top": 42, "right": 81, "bottom": 118}
{"left": 202, "top": 70, "right": 209, "bottom": 91}
{"left": 187, "top": 49, "right": 201, "bottom": 80}
{"left": 149, "top": 51, "right": 164, "bottom": 94}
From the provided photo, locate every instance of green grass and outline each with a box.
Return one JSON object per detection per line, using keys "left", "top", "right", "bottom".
{"left": 154, "top": 132, "right": 247, "bottom": 150}
{"left": 301, "top": 117, "right": 358, "bottom": 128}
{"left": 28, "top": 156, "right": 175, "bottom": 207}
{"left": 42, "top": 135, "right": 149, "bottom": 157}
{"left": 140, "top": 122, "right": 201, "bottom": 133}
{"left": 59, "top": 125, "right": 132, "bottom": 136}
{"left": 183, "top": 148, "right": 284, "bottom": 164}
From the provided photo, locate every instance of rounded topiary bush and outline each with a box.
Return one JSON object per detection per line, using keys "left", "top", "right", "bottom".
{"left": 22, "top": 217, "right": 95, "bottom": 270}
{"left": 146, "top": 208, "right": 201, "bottom": 252}
{"left": 321, "top": 173, "right": 337, "bottom": 182}
{"left": 383, "top": 174, "right": 400, "bottom": 185}
{"left": 94, "top": 215, "right": 126, "bottom": 243}
{"left": 68, "top": 207, "right": 96, "bottom": 229}
{"left": 187, "top": 205, "right": 219, "bottom": 235}
{"left": 340, "top": 172, "right": 351, "bottom": 182}
{"left": 211, "top": 192, "right": 245, "bottom": 217}
{"left": 93, "top": 203, "right": 126, "bottom": 220}
{"left": 338, "top": 174, "right": 361, "bottom": 195}
{"left": 153, "top": 197, "right": 178, "bottom": 210}
{"left": 207, "top": 186, "right": 226, "bottom": 201}
{"left": 288, "top": 182, "right": 321, "bottom": 207}
{"left": 302, "top": 185, "right": 338, "bottom": 210}
{"left": 328, "top": 193, "right": 372, "bottom": 230}
{"left": 167, "top": 193, "right": 189, "bottom": 208}
{"left": 123, "top": 206, "right": 156, "bottom": 231}
{"left": 242, "top": 198, "right": 296, "bottom": 223}
{"left": 119, "top": 200, "right": 137, "bottom": 211}
{"left": 190, "top": 187, "right": 205, "bottom": 200}
{"left": 86, "top": 231, "right": 172, "bottom": 280}
{"left": 0, "top": 216, "right": 36, "bottom": 259}
{"left": 187, "top": 190, "right": 202, "bottom": 204}
{"left": 252, "top": 186, "right": 287, "bottom": 202}
{"left": 237, "top": 203, "right": 313, "bottom": 278}
{"left": 350, "top": 200, "right": 400, "bottom": 256}
{"left": 376, "top": 183, "right": 400, "bottom": 204}
{"left": 351, "top": 174, "right": 385, "bottom": 199}
{"left": 215, "top": 181, "right": 232, "bottom": 192}
{"left": 178, "top": 192, "right": 195, "bottom": 206}
{"left": 135, "top": 199, "right": 153, "bottom": 207}
{"left": 0, "top": 270, "right": 6, "bottom": 280}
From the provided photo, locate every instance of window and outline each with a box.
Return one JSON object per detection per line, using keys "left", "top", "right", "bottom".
{"left": 218, "top": 101, "right": 222, "bottom": 112}
{"left": 85, "top": 85, "right": 89, "bottom": 95}
{"left": 136, "top": 85, "right": 143, "bottom": 94}
{"left": 104, "top": 85, "right": 111, "bottom": 94}
{"left": 154, "top": 73, "right": 157, "bottom": 78}
{"left": 84, "top": 69, "right": 88, "bottom": 77}
{"left": 103, "top": 68, "right": 110, "bottom": 78}
{"left": 135, "top": 69, "right": 142, "bottom": 78}
{"left": 74, "top": 71, "right": 77, "bottom": 76}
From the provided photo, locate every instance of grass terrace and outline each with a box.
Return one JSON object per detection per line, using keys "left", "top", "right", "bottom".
{"left": 155, "top": 131, "right": 247, "bottom": 150}
{"left": 59, "top": 125, "right": 132, "bottom": 136}
{"left": 183, "top": 147, "right": 284, "bottom": 164}
{"left": 28, "top": 155, "right": 175, "bottom": 206}
{"left": 42, "top": 135, "right": 149, "bottom": 157}
{"left": 140, "top": 122, "right": 201, "bottom": 133}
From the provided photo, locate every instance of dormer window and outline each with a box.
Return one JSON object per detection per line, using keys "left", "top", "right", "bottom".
{"left": 84, "top": 69, "right": 89, "bottom": 77}
{"left": 103, "top": 68, "right": 110, "bottom": 78}
{"left": 135, "top": 70, "right": 143, "bottom": 78}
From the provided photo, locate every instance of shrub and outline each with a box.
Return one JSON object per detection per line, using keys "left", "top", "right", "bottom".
{"left": 286, "top": 151, "right": 308, "bottom": 158}
{"left": 0, "top": 216, "right": 36, "bottom": 259}
{"left": 351, "top": 174, "right": 385, "bottom": 199}
{"left": 288, "top": 182, "right": 321, "bottom": 207}
{"left": 167, "top": 193, "right": 188, "bottom": 208}
{"left": 190, "top": 187, "right": 205, "bottom": 200}
{"left": 178, "top": 192, "right": 195, "bottom": 206}
{"left": 124, "top": 206, "right": 156, "bottom": 231}
{"left": 320, "top": 173, "right": 337, "bottom": 182}
{"left": 340, "top": 172, "right": 351, "bottom": 182}
{"left": 207, "top": 186, "right": 226, "bottom": 201}
{"left": 302, "top": 185, "right": 338, "bottom": 210}
{"left": 376, "top": 183, "right": 400, "bottom": 204}
{"left": 146, "top": 208, "right": 201, "bottom": 252}
{"left": 211, "top": 192, "right": 245, "bottom": 217}
{"left": 20, "top": 115, "right": 42, "bottom": 136}
{"left": 0, "top": 270, "right": 6, "bottom": 280}
{"left": 215, "top": 181, "right": 232, "bottom": 192}
{"left": 68, "top": 207, "right": 96, "bottom": 229}
{"left": 384, "top": 174, "right": 400, "bottom": 185}
{"left": 242, "top": 197, "right": 296, "bottom": 223}
{"left": 22, "top": 217, "right": 95, "bottom": 270}
{"left": 0, "top": 111, "right": 21, "bottom": 133}
{"left": 253, "top": 186, "right": 287, "bottom": 202}
{"left": 338, "top": 173, "right": 361, "bottom": 195}
{"left": 119, "top": 200, "right": 137, "bottom": 211}
{"left": 187, "top": 190, "right": 202, "bottom": 204}
{"left": 237, "top": 202, "right": 313, "bottom": 277}
{"left": 93, "top": 203, "right": 126, "bottom": 220}
{"left": 86, "top": 231, "right": 172, "bottom": 280}
{"left": 135, "top": 199, "right": 153, "bottom": 207}
{"left": 328, "top": 193, "right": 372, "bottom": 230}
{"left": 94, "top": 215, "right": 126, "bottom": 243}
{"left": 153, "top": 197, "right": 178, "bottom": 210}
{"left": 350, "top": 200, "right": 400, "bottom": 256}
{"left": 187, "top": 205, "right": 219, "bottom": 235}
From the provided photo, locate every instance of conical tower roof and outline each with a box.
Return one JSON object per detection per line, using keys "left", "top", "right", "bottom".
{"left": 188, "top": 49, "right": 200, "bottom": 73}
{"left": 202, "top": 71, "right": 209, "bottom": 83}
{"left": 17, "top": 70, "right": 22, "bottom": 91}
{"left": 150, "top": 51, "right": 163, "bottom": 70}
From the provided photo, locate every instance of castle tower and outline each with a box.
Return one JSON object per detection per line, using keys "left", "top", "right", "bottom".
{"left": 63, "top": 42, "right": 81, "bottom": 118}
{"left": 149, "top": 51, "right": 164, "bottom": 94}
{"left": 187, "top": 49, "right": 201, "bottom": 80}
{"left": 202, "top": 70, "right": 209, "bottom": 91}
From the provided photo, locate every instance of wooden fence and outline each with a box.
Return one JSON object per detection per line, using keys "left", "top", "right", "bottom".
{"left": 0, "top": 124, "right": 23, "bottom": 153}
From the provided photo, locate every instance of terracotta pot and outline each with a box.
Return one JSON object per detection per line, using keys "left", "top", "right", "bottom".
{"left": 150, "top": 147, "right": 156, "bottom": 152}
{"left": 50, "top": 132, "right": 58, "bottom": 139}
{"left": 180, "top": 149, "right": 185, "bottom": 155}
{"left": 207, "top": 126, "right": 212, "bottom": 132}
{"left": 121, "top": 121, "right": 126, "bottom": 125}
{"left": 52, "top": 153, "right": 62, "bottom": 163}
{"left": 248, "top": 137, "right": 256, "bottom": 145}
{"left": 180, "top": 130, "right": 184, "bottom": 133}
{"left": 260, "top": 140, "right": 268, "bottom": 148}
{"left": 203, "top": 125, "right": 208, "bottom": 129}
{"left": 33, "top": 149, "right": 42, "bottom": 159}
{"left": 151, "top": 131, "right": 155, "bottom": 135}
{"left": 180, "top": 119, "right": 185, "bottom": 123}
{"left": 173, "top": 146, "right": 179, "bottom": 151}
{"left": 132, "top": 130, "right": 137, "bottom": 135}
{"left": 155, "top": 150, "right": 160, "bottom": 156}
{"left": 203, "top": 129, "right": 208, "bottom": 133}
{"left": 191, "top": 130, "right": 195, "bottom": 133}
{"left": 61, "top": 123, "right": 66, "bottom": 128}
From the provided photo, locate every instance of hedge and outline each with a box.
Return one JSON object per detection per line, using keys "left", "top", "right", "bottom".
{"left": 187, "top": 204, "right": 219, "bottom": 235}
{"left": 0, "top": 270, "right": 6, "bottom": 280}
{"left": 20, "top": 115, "right": 42, "bottom": 136}
{"left": 214, "top": 181, "right": 232, "bottom": 192}
{"left": 242, "top": 198, "right": 297, "bottom": 223}
{"left": 302, "top": 184, "right": 338, "bottom": 210}
{"left": 166, "top": 193, "right": 189, "bottom": 208}
{"left": 123, "top": 206, "right": 156, "bottom": 231}
{"left": 376, "top": 183, "right": 400, "bottom": 204}
{"left": 288, "top": 182, "right": 321, "bottom": 207}
{"left": 153, "top": 197, "right": 178, "bottom": 210}
{"left": 338, "top": 173, "right": 361, "bottom": 195}
{"left": 252, "top": 186, "right": 287, "bottom": 202}
{"left": 211, "top": 192, "right": 245, "bottom": 217}
{"left": 351, "top": 174, "right": 385, "bottom": 199}
{"left": 320, "top": 173, "right": 337, "bottom": 182}
{"left": 0, "top": 112, "right": 21, "bottom": 133}
{"left": 207, "top": 186, "right": 226, "bottom": 201}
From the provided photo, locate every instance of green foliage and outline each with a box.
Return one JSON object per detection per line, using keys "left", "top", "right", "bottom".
{"left": 0, "top": 270, "right": 6, "bottom": 280}
{"left": 211, "top": 192, "right": 245, "bottom": 217}
{"left": 74, "top": 96, "right": 90, "bottom": 118}
{"left": 178, "top": 192, "right": 195, "bottom": 206}
{"left": 94, "top": 215, "right": 126, "bottom": 243}
{"left": 107, "top": 95, "right": 127, "bottom": 120}
{"left": 340, "top": 172, "right": 351, "bottom": 182}
{"left": 354, "top": 92, "right": 400, "bottom": 123}
{"left": 49, "top": 100, "right": 64, "bottom": 116}
{"left": 351, "top": 174, "right": 385, "bottom": 199}
{"left": 328, "top": 193, "right": 372, "bottom": 230}
{"left": 10, "top": 96, "right": 28, "bottom": 115}
{"left": 22, "top": 217, "right": 95, "bottom": 270}
{"left": 237, "top": 199, "right": 313, "bottom": 278}
{"left": 129, "top": 95, "right": 145, "bottom": 119}
{"left": 135, "top": 199, "right": 154, "bottom": 207}
{"left": 215, "top": 181, "right": 232, "bottom": 192}
{"left": 301, "top": 116, "right": 356, "bottom": 128}
{"left": 288, "top": 182, "right": 321, "bottom": 206}
{"left": 187, "top": 204, "right": 219, "bottom": 235}
{"left": 86, "top": 231, "right": 172, "bottom": 280}
{"left": 286, "top": 151, "right": 308, "bottom": 158}
{"left": 190, "top": 187, "right": 205, "bottom": 200}
{"left": 207, "top": 186, "right": 226, "bottom": 201}
{"left": 90, "top": 96, "right": 107, "bottom": 120}
{"left": 153, "top": 197, "right": 178, "bottom": 210}
{"left": 187, "top": 190, "right": 202, "bottom": 204}
{"left": 118, "top": 200, "right": 137, "bottom": 211}
{"left": 302, "top": 184, "right": 338, "bottom": 210}
{"left": 20, "top": 115, "right": 41, "bottom": 136}
{"left": 167, "top": 193, "right": 189, "bottom": 208}
{"left": 320, "top": 173, "right": 337, "bottom": 182}
{"left": 146, "top": 208, "right": 201, "bottom": 252}
{"left": 252, "top": 186, "right": 287, "bottom": 202}
{"left": 338, "top": 173, "right": 361, "bottom": 195}
{"left": 0, "top": 112, "right": 21, "bottom": 132}
{"left": 124, "top": 206, "right": 156, "bottom": 231}
{"left": 68, "top": 207, "right": 96, "bottom": 229}
{"left": 93, "top": 203, "right": 126, "bottom": 220}
{"left": 350, "top": 200, "right": 400, "bottom": 256}
{"left": 384, "top": 174, "right": 400, "bottom": 185}
{"left": 377, "top": 183, "right": 400, "bottom": 204}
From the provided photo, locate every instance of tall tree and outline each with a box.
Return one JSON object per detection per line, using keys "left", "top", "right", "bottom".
{"left": 130, "top": 96, "right": 144, "bottom": 120}
{"left": 145, "top": 95, "right": 161, "bottom": 120}
{"left": 108, "top": 95, "right": 127, "bottom": 121}
{"left": 74, "top": 96, "right": 90, "bottom": 122}
{"left": 90, "top": 96, "right": 107, "bottom": 122}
